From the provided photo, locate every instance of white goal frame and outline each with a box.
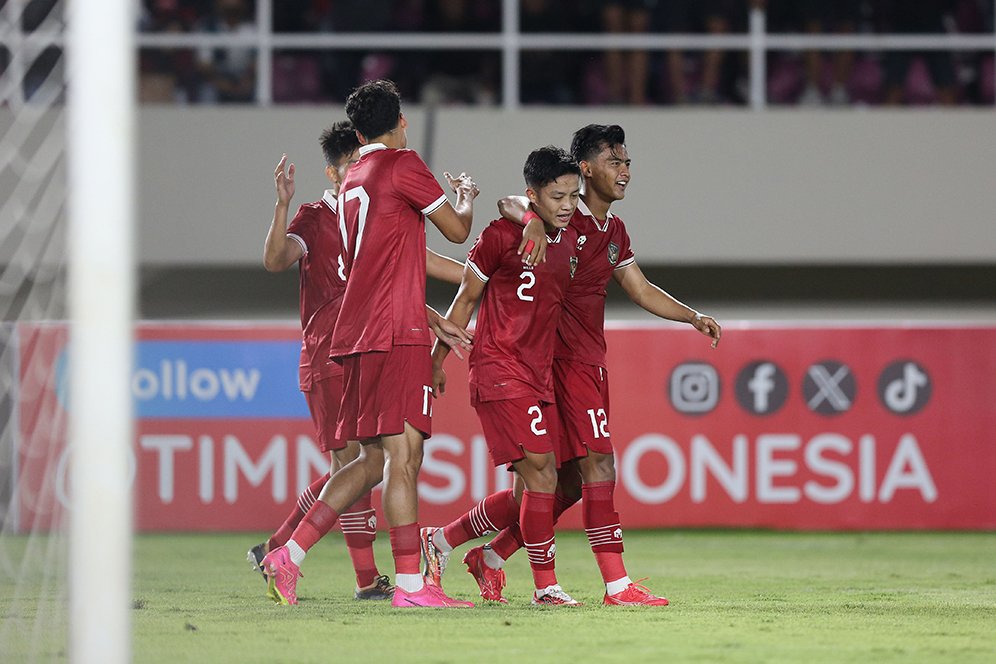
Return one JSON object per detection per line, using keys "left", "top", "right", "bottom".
{"left": 67, "top": 0, "right": 135, "bottom": 662}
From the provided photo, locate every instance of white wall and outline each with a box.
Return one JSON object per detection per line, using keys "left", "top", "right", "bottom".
{"left": 137, "top": 107, "right": 996, "bottom": 266}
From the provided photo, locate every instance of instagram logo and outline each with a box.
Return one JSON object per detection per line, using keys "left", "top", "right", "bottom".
{"left": 669, "top": 362, "right": 720, "bottom": 414}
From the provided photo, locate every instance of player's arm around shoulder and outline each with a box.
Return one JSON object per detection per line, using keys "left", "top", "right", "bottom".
{"left": 497, "top": 194, "right": 548, "bottom": 266}
{"left": 613, "top": 260, "right": 722, "bottom": 348}
{"left": 263, "top": 154, "right": 306, "bottom": 272}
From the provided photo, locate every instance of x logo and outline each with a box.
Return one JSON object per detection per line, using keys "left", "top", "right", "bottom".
{"left": 803, "top": 362, "right": 855, "bottom": 415}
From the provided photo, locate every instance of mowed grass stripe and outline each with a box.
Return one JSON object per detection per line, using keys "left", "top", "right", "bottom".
{"left": 3, "top": 531, "right": 995, "bottom": 662}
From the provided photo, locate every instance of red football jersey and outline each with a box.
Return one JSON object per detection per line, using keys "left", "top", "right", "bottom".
{"left": 329, "top": 143, "right": 448, "bottom": 357}
{"left": 466, "top": 218, "right": 578, "bottom": 403}
{"left": 286, "top": 190, "right": 345, "bottom": 389}
{"left": 553, "top": 198, "right": 636, "bottom": 368}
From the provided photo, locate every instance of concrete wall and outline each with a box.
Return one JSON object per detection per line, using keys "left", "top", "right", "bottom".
{"left": 138, "top": 107, "right": 996, "bottom": 266}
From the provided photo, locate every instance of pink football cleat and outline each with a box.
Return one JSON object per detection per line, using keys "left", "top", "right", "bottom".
{"left": 262, "top": 545, "right": 302, "bottom": 606}
{"left": 392, "top": 582, "right": 474, "bottom": 608}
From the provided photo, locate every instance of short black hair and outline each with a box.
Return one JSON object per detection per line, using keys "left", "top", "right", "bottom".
{"left": 570, "top": 124, "right": 626, "bottom": 163}
{"left": 523, "top": 145, "right": 582, "bottom": 189}
{"left": 345, "top": 79, "right": 402, "bottom": 141}
{"left": 319, "top": 120, "right": 360, "bottom": 167}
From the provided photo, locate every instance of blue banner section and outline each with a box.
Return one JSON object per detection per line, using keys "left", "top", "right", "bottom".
{"left": 131, "top": 340, "right": 308, "bottom": 419}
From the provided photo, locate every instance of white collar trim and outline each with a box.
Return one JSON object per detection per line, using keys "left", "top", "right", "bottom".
{"left": 577, "top": 199, "right": 613, "bottom": 232}
{"left": 322, "top": 189, "right": 337, "bottom": 212}
{"left": 358, "top": 142, "right": 388, "bottom": 155}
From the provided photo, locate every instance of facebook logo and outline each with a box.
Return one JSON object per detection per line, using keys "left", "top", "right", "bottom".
{"left": 735, "top": 361, "right": 788, "bottom": 415}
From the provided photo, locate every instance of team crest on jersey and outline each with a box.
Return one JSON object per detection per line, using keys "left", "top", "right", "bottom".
{"left": 569, "top": 256, "right": 578, "bottom": 279}
{"left": 576, "top": 234, "right": 587, "bottom": 251}
{"left": 607, "top": 242, "right": 620, "bottom": 265}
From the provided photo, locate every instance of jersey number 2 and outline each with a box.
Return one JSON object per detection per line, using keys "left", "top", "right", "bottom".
{"left": 517, "top": 271, "right": 536, "bottom": 302}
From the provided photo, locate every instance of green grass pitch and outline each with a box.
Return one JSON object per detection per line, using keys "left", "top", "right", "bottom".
{"left": 3, "top": 530, "right": 995, "bottom": 662}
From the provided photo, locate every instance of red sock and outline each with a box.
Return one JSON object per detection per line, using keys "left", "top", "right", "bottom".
{"left": 290, "top": 499, "right": 339, "bottom": 552}
{"left": 520, "top": 490, "right": 557, "bottom": 589}
{"left": 583, "top": 481, "right": 627, "bottom": 584}
{"left": 442, "top": 488, "right": 518, "bottom": 549}
{"left": 340, "top": 491, "right": 379, "bottom": 588}
{"left": 389, "top": 523, "right": 421, "bottom": 576}
{"left": 489, "top": 491, "right": 577, "bottom": 561}
{"left": 268, "top": 472, "right": 330, "bottom": 551}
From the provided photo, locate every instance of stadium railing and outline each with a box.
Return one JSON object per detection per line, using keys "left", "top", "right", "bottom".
{"left": 134, "top": 3, "right": 996, "bottom": 109}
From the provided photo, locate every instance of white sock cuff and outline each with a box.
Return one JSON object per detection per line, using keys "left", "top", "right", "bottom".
{"left": 433, "top": 529, "right": 453, "bottom": 554}
{"left": 395, "top": 573, "right": 424, "bottom": 593}
{"left": 482, "top": 546, "right": 505, "bottom": 570}
{"left": 286, "top": 539, "right": 307, "bottom": 567}
{"left": 605, "top": 576, "right": 632, "bottom": 596}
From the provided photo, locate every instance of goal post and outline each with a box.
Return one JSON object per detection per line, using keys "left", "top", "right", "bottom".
{"left": 66, "top": 0, "right": 136, "bottom": 661}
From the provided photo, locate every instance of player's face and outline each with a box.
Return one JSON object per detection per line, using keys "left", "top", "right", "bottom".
{"left": 581, "top": 143, "right": 631, "bottom": 203}
{"left": 527, "top": 174, "right": 581, "bottom": 230}
{"left": 326, "top": 148, "right": 361, "bottom": 194}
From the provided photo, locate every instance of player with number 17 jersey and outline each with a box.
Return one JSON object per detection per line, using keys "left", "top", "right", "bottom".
{"left": 467, "top": 218, "right": 578, "bottom": 407}
{"left": 330, "top": 143, "right": 448, "bottom": 358}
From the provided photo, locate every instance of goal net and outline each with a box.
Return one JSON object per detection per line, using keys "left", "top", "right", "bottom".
{"left": 1, "top": 0, "right": 134, "bottom": 661}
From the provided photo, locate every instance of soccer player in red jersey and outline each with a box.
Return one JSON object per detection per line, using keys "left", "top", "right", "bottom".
{"left": 261, "top": 80, "right": 477, "bottom": 608}
{"left": 462, "top": 124, "right": 722, "bottom": 606}
{"left": 247, "top": 121, "right": 465, "bottom": 601}
{"left": 427, "top": 146, "right": 583, "bottom": 606}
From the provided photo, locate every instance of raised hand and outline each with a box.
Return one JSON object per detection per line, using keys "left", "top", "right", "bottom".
{"left": 444, "top": 171, "right": 480, "bottom": 201}
{"left": 275, "top": 154, "right": 295, "bottom": 207}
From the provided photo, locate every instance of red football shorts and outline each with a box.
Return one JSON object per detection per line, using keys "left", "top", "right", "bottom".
{"left": 472, "top": 396, "right": 557, "bottom": 468}
{"left": 553, "top": 359, "right": 613, "bottom": 462}
{"left": 336, "top": 345, "right": 433, "bottom": 442}
{"left": 303, "top": 373, "right": 347, "bottom": 452}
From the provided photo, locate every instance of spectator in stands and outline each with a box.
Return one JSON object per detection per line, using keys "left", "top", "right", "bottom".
{"left": 875, "top": 0, "right": 958, "bottom": 105}
{"left": 419, "top": 0, "right": 500, "bottom": 105}
{"left": 766, "top": 0, "right": 862, "bottom": 106}
{"left": 520, "top": 0, "right": 585, "bottom": 104}
{"left": 139, "top": 0, "right": 187, "bottom": 102}
{"left": 601, "top": 1, "right": 657, "bottom": 105}
{"left": 660, "top": 0, "right": 742, "bottom": 104}
{"left": 194, "top": 0, "right": 257, "bottom": 103}
{"left": 953, "top": 0, "right": 994, "bottom": 104}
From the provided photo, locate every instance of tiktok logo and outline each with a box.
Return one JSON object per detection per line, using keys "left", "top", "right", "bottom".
{"left": 735, "top": 361, "right": 788, "bottom": 415}
{"left": 878, "top": 360, "right": 932, "bottom": 415}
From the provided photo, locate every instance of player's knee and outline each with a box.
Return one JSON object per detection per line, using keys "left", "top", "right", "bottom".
{"left": 384, "top": 449, "right": 422, "bottom": 484}
{"left": 557, "top": 465, "right": 583, "bottom": 501}
{"left": 581, "top": 451, "right": 616, "bottom": 483}
{"left": 358, "top": 445, "right": 384, "bottom": 478}
{"left": 335, "top": 441, "right": 362, "bottom": 466}
{"left": 534, "top": 462, "right": 558, "bottom": 494}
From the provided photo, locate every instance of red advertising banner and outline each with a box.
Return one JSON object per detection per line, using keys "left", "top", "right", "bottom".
{"left": 11, "top": 322, "right": 996, "bottom": 532}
